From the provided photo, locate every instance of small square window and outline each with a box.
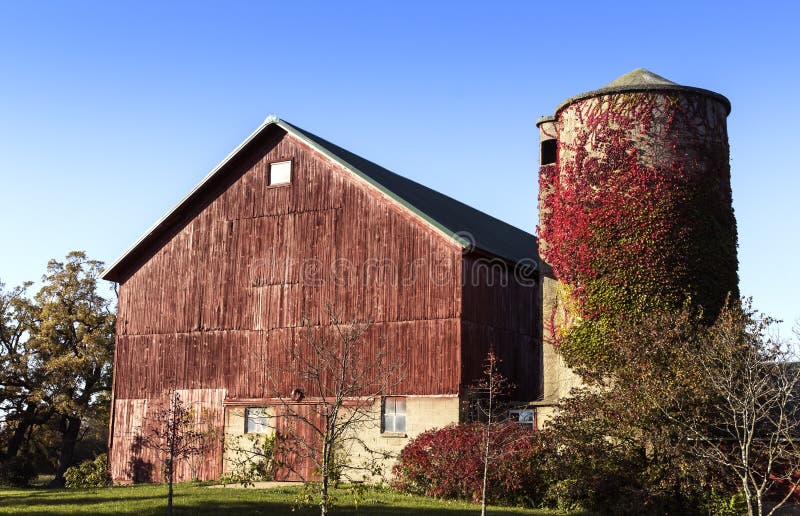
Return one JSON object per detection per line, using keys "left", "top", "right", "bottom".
{"left": 509, "top": 408, "right": 536, "bottom": 428}
{"left": 382, "top": 397, "right": 406, "bottom": 433}
{"left": 270, "top": 160, "right": 291, "bottom": 185}
{"left": 245, "top": 407, "right": 270, "bottom": 434}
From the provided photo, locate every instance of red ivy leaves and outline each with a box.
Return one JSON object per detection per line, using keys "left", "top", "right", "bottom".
{"left": 538, "top": 92, "right": 737, "bottom": 363}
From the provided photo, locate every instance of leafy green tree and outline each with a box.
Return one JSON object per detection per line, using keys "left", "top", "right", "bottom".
{"left": 653, "top": 302, "right": 800, "bottom": 516}
{"left": 0, "top": 252, "right": 115, "bottom": 485}
{"left": 544, "top": 301, "right": 800, "bottom": 515}
{"left": 541, "top": 308, "right": 724, "bottom": 514}
{"left": 30, "top": 252, "right": 115, "bottom": 485}
{"left": 0, "top": 281, "right": 53, "bottom": 471}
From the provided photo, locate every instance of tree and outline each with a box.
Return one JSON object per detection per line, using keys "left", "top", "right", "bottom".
{"left": 138, "top": 389, "right": 217, "bottom": 516}
{"left": 0, "top": 252, "right": 114, "bottom": 485}
{"left": 658, "top": 302, "right": 800, "bottom": 516}
{"left": 470, "top": 349, "right": 513, "bottom": 516}
{"left": 221, "top": 431, "right": 278, "bottom": 486}
{"left": 541, "top": 308, "right": 722, "bottom": 514}
{"left": 543, "top": 300, "right": 800, "bottom": 515}
{"left": 259, "top": 308, "right": 402, "bottom": 516}
{"left": 0, "top": 280, "right": 53, "bottom": 467}
{"left": 31, "top": 252, "right": 115, "bottom": 485}
{"left": 541, "top": 386, "right": 709, "bottom": 514}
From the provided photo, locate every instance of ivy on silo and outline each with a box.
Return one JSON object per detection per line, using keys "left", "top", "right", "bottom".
{"left": 538, "top": 92, "right": 738, "bottom": 372}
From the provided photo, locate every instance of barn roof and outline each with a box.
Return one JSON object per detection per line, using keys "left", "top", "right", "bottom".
{"left": 102, "top": 116, "right": 537, "bottom": 282}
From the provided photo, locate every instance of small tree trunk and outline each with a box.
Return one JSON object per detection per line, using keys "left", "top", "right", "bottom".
{"left": 321, "top": 475, "right": 329, "bottom": 516}
{"left": 167, "top": 394, "right": 176, "bottom": 516}
{"left": 321, "top": 436, "right": 329, "bottom": 516}
{"left": 481, "top": 358, "right": 495, "bottom": 516}
{"left": 167, "top": 459, "right": 174, "bottom": 516}
{"left": 742, "top": 479, "right": 754, "bottom": 516}
{"left": 481, "top": 426, "right": 490, "bottom": 516}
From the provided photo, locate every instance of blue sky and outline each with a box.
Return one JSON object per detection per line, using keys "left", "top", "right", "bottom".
{"left": 0, "top": 1, "right": 797, "bottom": 335}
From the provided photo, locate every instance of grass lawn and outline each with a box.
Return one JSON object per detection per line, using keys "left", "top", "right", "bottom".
{"left": 0, "top": 483, "right": 578, "bottom": 515}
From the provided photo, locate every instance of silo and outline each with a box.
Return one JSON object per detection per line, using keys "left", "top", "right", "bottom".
{"left": 536, "top": 69, "right": 738, "bottom": 402}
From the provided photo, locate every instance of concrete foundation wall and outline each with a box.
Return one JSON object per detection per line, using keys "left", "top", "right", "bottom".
{"left": 222, "top": 406, "right": 277, "bottom": 477}
{"left": 221, "top": 396, "right": 461, "bottom": 483}
{"left": 347, "top": 396, "right": 460, "bottom": 481}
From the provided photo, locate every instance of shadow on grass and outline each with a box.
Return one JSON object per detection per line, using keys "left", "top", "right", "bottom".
{"left": 170, "top": 502, "right": 565, "bottom": 516}
{"left": 0, "top": 486, "right": 579, "bottom": 516}
{"left": 0, "top": 491, "right": 167, "bottom": 514}
{"left": 0, "top": 504, "right": 560, "bottom": 516}
{"left": 0, "top": 495, "right": 166, "bottom": 507}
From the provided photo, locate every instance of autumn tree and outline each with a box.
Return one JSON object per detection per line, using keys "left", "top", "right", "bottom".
{"left": 0, "top": 280, "right": 53, "bottom": 485}
{"left": 0, "top": 281, "right": 50, "bottom": 465}
{"left": 541, "top": 308, "right": 723, "bottom": 514}
{"left": 655, "top": 302, "right": 800, "bottom": 516}
{"left": 259, "top": 308, "right": 402, "bottom": 516}
{"left": 0, "top": 252, "right": 114, "bottom": 485}
{"left": 31, "top": 252, "right": 115, "bottom": 485}
{"left": 470, "top": 349, "right": 514, "bottom": 516}
{"left": 542, "top": 299, "right": 800, "bottom": 514}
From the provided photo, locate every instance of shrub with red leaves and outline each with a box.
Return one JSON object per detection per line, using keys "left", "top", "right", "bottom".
{"left": 392, "top": 423, "right": 545, "bottom": 506}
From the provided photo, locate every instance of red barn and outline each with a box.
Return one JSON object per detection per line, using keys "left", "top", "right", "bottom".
{"left": 102, "top": 116, "right": 539, "bottom": 482}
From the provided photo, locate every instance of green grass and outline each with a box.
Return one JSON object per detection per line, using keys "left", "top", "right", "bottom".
{"left": 0, "top": 484, "right": 577, "bottom": 515}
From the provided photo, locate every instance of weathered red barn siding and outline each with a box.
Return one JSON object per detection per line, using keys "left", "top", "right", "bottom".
{"left": 108, "top": 389, "right": 225, "bottom": 483}
{"left": 460, "top": 254, "right": 539, "bottom": 400}
{"left": 109, "top": 127, "right": 464, "bottom": 482}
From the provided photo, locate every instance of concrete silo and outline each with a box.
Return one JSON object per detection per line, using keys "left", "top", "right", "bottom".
{"left": 536, "top": 69, "right": 738, "bottom": 405}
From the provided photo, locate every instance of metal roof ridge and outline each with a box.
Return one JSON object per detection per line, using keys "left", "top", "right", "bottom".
{"left": 273, "top": 118, "right": 473, "bottom": 249}
{"left": 102, "top": 116, "right": 478, "bottom": 281}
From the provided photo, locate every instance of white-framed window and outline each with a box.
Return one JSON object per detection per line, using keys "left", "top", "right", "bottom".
{"left": 269, "top": 160, "right": 292, "bottom": 185}
{"left": 245, "top": 407, "right": 270, "bottom": 434}
{"left": 382, "top": 397, "right": 406, "bottom": 433}
{"left": 509, "top": 408, "right": 536, "bottom": 428}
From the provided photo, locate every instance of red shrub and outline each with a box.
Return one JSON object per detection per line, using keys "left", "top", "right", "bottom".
{"left": 392, "top": 423, "right": 544, "bottom": 506}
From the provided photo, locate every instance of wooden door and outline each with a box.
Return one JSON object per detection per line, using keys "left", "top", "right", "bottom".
{"left": 273, "top": 404, "right": 323, "bottom": 481}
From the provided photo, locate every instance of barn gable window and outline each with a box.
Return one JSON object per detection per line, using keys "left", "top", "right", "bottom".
{"left": 269, "top": 160, "right": 292, "bottom": 186}
{"left": 382, "top": 397, "right": 406, "bottom": 434}
{"left": 245, "top": 407, "right": 270, "bottom": 434}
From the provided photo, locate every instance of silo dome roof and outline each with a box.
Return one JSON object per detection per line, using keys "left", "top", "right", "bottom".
{"left": 554, "top": 68, "right": 731, "bottom": 115}
{"left": 601, "top": 68, "right": 679, "bottom": 88}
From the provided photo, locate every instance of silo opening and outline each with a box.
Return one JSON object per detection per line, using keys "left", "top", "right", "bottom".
{"left": 541, "top": 139, "right": 557, "bottom": 165}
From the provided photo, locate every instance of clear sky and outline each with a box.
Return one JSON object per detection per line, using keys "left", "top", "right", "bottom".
{"left": 0, "top": 1, "right": 797, "bottom": 335}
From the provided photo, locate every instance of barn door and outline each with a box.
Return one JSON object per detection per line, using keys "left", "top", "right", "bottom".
{"left": 273, "top": 404, "right": 324, "bottom": 481}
